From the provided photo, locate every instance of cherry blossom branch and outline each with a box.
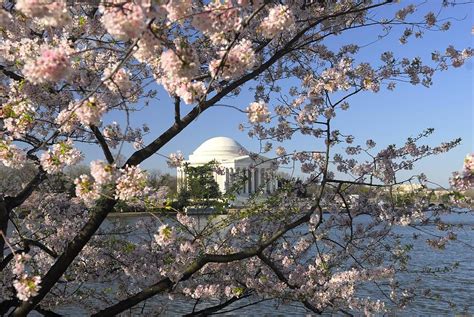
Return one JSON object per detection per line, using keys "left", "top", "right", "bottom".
{"left": 93, "top": 202, "right": 321, "bottom": 316}
{"left": 257, "top": 252, "right": 322, "bottom": 314}
{"left": 183, "top": 293, "right": 252, "bottom": 316}
{"left": 1, "top": 168, "right": 46, "bottom": 260}
{"left": 22, "top": 239, "right": 58, "bottom": 258}
{"left": 0, "top": 238, "right": 57, "bottom": 272}
{"left": 12, "top": 198, "right": 117, "bottom": 316}
{"left": 125, "top": 0, "right": 353, "bottom": 167}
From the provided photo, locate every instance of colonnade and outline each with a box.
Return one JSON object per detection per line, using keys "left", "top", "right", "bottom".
{"left": 224, "top": 167, "right": 276, "bottom": 194}
{"left": 177, "top": 166, "right": 277, "bottom": 195}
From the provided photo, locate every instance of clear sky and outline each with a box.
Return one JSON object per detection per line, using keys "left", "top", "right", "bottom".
{"left": 83, "top": 1, "right": 473, "bottom": 187}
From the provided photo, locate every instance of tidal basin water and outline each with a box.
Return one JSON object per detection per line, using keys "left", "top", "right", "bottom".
{"left": 52, "top": 211, "right": 473, "bottom": 316}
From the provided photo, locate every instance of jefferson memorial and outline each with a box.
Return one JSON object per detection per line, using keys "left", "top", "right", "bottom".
{"left": 177, "top": 137, "right": 278, "bottom": 201}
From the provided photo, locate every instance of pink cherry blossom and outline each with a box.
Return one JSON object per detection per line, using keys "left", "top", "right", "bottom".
{"left": 13, "top": 275, "right": 41, "bottom": 302}
{"left": 247, "top": 100, "right": 270, "bottom": 124}
{"left": 40, "top": 139, "right": 83, "bottom": 174}
{"left": 0, "top": 139, "right": 27, "bottom": 169}
{"left": 15, "top": 0, "right": 70, "bottom": 26}
{"left": 209, "top": 39, "right": 256, "bottom": 80}
{"left": 75, "top": 97, "right": 108, "bottom": 126}
{"left": 115, "top": 165, "right": 150, "bottom": 201}
{"left": 154, "top": 225, "right": 176, "bottom": 247}
{"left": 258, "top": 5, "right": 295, "bottom": 39}
{"left": 163, "top": 0, "right": 192, "bottom": 23}
{"left": 103, "top": 67, "right": 133, "bottom": 95}
{"left": 23, "top": 47, "right": 71, "bottom": 84}
{"left": 74, "top": 174, "right": 101, "bottom": 206}
{"left": 90, "top": 160, "right": 118, "bottom": 185}
{"left": 167, "top": 151, "right": 184, "bottom": 168}
{"left": 101, "top": 2, "right": 146, "bottom": 41}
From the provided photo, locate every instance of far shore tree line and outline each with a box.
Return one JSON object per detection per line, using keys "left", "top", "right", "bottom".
{"left": 2, "top": 163, "right": 470, "bottom": 214}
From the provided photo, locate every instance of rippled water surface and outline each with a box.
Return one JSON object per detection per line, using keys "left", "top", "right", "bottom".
{"left": 57, "top": 212, "right": 474, "bottom": 316}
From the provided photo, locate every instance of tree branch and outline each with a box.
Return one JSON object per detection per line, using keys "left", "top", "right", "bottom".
{"left": 174, "top": 95, "right": 182, "bottom": 126}
{"left": 93, "top": 206, "right": 317, "bottom": 316}
{"left": 90, "top": 125, "right": 115, "bottom": 164}
{"left": 258, "top": 253, "right": 322, "bottom": 314}
{"left": 5, "top": 168, "right": 47, "bottom": 210}
{"left": 183, "top": 293, "right": 252, "bottom": 317}
{"left": 23, "top": 239, "right": 58, "bottom": 258}
{"left": 12, "top": 198, "right": 117, "bottom": 316}
{"left": 0, "top": 64, "right": 23, "bottom": 81}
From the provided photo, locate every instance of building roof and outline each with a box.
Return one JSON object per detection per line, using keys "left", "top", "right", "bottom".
{"left": 188, "top": 137, "right": 248, "bottom": 163}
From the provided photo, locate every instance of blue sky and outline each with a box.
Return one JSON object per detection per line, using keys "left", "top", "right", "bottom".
{"left": 84, "top": 1, "right": 473, "bottom": 187}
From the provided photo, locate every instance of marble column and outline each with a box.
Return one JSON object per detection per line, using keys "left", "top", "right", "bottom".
{"left": 225, "top": 168, "right": 229, "bottom": 191}
{"left": 237, "top": 167, "right": 244, "bottom": 194}
{"left": 254, "top": 168, "right": 259, "bottom": 193}
{"left": 266, "top": 169, "right": 271, "bottom": 193}
{"left": 244, "top": 168, "right": 248, "bottom": 194}
{"left": 230, "top": 168, "right": 234, "bottom": 187}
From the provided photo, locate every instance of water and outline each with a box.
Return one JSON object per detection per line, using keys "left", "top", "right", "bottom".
{"left": 101, "top": 212, "right": 474, "bottom": 316}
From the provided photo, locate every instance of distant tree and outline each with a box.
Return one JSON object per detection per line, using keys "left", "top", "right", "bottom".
{"left": 176, "top": 161, "right": 222, "bottom": 209}
{"left": 0, "top": 164, "right": 37, "bottom": 196}
{"left": 148, "top": 169, "right": 178, "bottom": 196}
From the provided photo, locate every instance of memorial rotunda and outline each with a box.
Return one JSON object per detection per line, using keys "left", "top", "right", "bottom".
{"left": 176, "top": 137, "right": 278, "bottom": 201}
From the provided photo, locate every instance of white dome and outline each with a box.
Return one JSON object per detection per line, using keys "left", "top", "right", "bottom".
{"left": 189, "top": 137, "right": 248, "bottom": 162}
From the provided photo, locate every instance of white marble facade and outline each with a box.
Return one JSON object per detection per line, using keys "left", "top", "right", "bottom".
{"left": 177, "top": 137, "right": 278, "bottom": 202}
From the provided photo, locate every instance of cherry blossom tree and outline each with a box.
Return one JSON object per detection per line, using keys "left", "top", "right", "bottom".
{"left": 0, "top": 0, "right": 472, "bottom": 316}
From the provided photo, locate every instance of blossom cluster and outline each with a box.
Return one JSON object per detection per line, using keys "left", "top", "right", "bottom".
{"left": 74, "top": 160, "right": 119, "bottom": 206}
{"left": 74, "top": 97, "right": 108, "bottom": 126}
{"left": 154, "top": 224, "right": 176, "bottom": 247}
{"left": 74, "top": 161, "right": 166, "bottom": 207}
{"left": 40, "top": 139, "right": 83, "bottom": 174}
{"left": 115, "top": 165, "right": 151, "bottom": 201}
{"left": 161, "top": 42, "right": 200, "bottom": 85}
{"left": 134, "top": 31, "right": 162, "bottom": 64}
{"left": 167, "top": 151, "right": 184, "bottom": 168}
{"left": 0, "top": 139, "right": 27, "bottom": 169}
{"left": 55, "top": 107, "right": 80, "bottom": 133}
{"left": 12, "top": 253, "right": 42, "bottom": 302}
{"left": 101, "top": 2, "right": 146, "bottom": 41}
{"left": 258, "top": 5, "right": 295, "bottom": 39}
{"left": 444, "top": 46, "right": 473, "bottom": 68}
{"left": 1, "top": 99, "right": 36, "bottom": 137}
{"left": 192, "top": 1, "right": 242, "bottom": 45}
{"left": 74, "top": 175, "right": 101, "bottom": 206}
{"left": 103, "top": 67, "right": 133, "bottom": 95}
{"left": 163, "top": 0, "right": 192, "bottom": 23}
{"left": 310, "top": 58, "right": 352, "bottom": 94}
{"left": 15, "top": 0, "right": 70, "bottom": 27}
{"left": 159, "top": 41, "right": 206, "bottom": 104}
{"left": 102, "top": 122, "right": 122, "bottom": 148}
{"left": 90, "top": 160, "right": 118, "bottom": 185}
{"left": 247, "top": 100, "right": 270, "bottom": 124}
{"left": 209, "top": 39, "right": 256, "bottom": 80}
{"left": 23, "top": 47, "right": 71, "bottom": 84}
{"left": 175, "top": 81, "right": 207, "bottom": 105}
